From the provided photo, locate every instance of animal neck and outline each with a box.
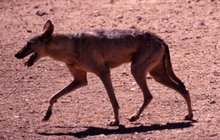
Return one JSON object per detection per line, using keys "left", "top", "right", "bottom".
{"left": 45, "top": 34, "right": 77, "bottom": 64}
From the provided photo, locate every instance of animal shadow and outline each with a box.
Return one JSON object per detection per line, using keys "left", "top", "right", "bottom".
{"left": 37, "top": 121, "right": 194, "bottom": 138}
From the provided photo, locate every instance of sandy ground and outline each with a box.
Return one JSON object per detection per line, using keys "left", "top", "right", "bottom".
{"left": 0, "top": 0, "right": 219, "bottom": 139}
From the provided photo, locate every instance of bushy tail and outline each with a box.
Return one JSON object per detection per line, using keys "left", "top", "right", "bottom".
{"left": 162, "top": 41, "right": 186, "bottom": 89}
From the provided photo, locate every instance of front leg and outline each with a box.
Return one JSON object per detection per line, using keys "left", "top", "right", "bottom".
{"left": 43, "top": 70, "right": 87, "bottom": 121}
{"left": 96, "top": 67, "right": 120, "bottom": 126}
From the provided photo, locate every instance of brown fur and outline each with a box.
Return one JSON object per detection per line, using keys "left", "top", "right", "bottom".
{"left": 15, "top": 20, "right": 193, "bottom": 126}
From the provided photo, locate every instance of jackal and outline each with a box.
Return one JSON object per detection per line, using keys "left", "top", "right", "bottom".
{"left": 15, "top": 20, "right": 193, "bottom": 126}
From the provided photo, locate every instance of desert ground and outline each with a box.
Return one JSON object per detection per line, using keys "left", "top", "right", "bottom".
{"left": 0, "top": 0, "right": 219, "bottom": 139}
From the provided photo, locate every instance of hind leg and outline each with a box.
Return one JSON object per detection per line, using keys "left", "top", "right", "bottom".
{"left": 129, "top": 62, "right": 155, "bottom": 122}
{"left": 150, "top": 62, "right": 193, "bottom": 120}
{"left": 129, "top": 46, "right": 165, "bottom": 122}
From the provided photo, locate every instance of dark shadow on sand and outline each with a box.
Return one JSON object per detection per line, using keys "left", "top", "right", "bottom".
{"left": 37, "top": 121, "right": 194, "bottom": 138}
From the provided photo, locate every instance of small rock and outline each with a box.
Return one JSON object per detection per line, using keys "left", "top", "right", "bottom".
{"left": 130, "top": 26, "right": 137, "bottom": 29}
{"left": 210, "top": 100, "right": 216, "bottom": 104}
{"left": 210, "top": 133, "right": 218, "bottom": 137}
{"left": 209, "top": 11, "right": 214, "bottom": 15}
{"left": 122, "top": 72, "right": 129, "bottom": 76}
{"left": 116, "top": 15, "right": 123, "bottom": 20}
{"left": 199, "top": 21, "right": 205, "bottom": 26}
{"left": 130, "top": 87, "right": 136, "bottom": 91}
{"left": 213, "top": 71, "right": 220, "bottom": 76}
{"left": 50, "top": 8, "right": 55, "bottom": 12}
{"left": 33, "top": 5, "right": 39, "bottom": 9}
{"left": 36, "top": 10, "right": 48, "bottom": 16}
{"left": 136, "top": 16, "right": 142, "bottom": 21}
{"left": 26, "top": 29, "right": 32, "bottom": 33}
{"left": 14, "top": 115, "right": 20, "bottom": 118}
{"left": 61, "top": 100, "right": 70, "bottom": 103}
{"left": 0, "top": 118, "right": 5, "bottom": 122}
{"left": 184, "top": 52, "right": 190, "bottom": 56}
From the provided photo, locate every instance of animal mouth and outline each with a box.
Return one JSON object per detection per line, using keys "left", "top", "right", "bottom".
{"left": 25, "top": 52, "right": 38, "bottom": 67}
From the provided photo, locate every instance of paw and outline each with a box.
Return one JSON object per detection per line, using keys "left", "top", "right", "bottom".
{"left": 129, "top": 115, "right": 139, "bottom": 122}
{"left": 184, "top": 114, "right": 193, "bottom": 121}
{"left": 108, "top": 120, "right": 120, "bottom": 126}
{"left": 42, "top": 109, "right": 52, "bottom": 121}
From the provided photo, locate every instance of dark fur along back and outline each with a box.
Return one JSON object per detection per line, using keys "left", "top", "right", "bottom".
{"left": 71, "top": 29, "right": 160, "bottom": 41}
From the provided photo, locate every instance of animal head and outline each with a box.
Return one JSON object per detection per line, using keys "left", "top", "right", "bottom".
{"left": 15, "top": 20, "right": 54, "bottom": 67}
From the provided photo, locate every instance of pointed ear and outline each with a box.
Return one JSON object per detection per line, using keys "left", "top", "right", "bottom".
{"left": 42, "top": 20, "right": 54, "bottom": 41}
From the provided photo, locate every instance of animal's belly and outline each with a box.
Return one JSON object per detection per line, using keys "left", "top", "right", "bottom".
{"left": 105, "top": 53, "right": 133, "bottom": 68}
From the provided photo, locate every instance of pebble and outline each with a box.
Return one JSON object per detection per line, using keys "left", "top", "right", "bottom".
{"left": 26, "top": 29, "right": 32, "bottom": 33}
{"left": 210, "top": 100, "right": 216, "bottom": 104}
{"left": 36, "top": 10, "right": 48, "bottom": 16}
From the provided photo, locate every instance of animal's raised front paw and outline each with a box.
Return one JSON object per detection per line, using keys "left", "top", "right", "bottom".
{"left": 42, "top": 109, "right": 52, "bottom": 121}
